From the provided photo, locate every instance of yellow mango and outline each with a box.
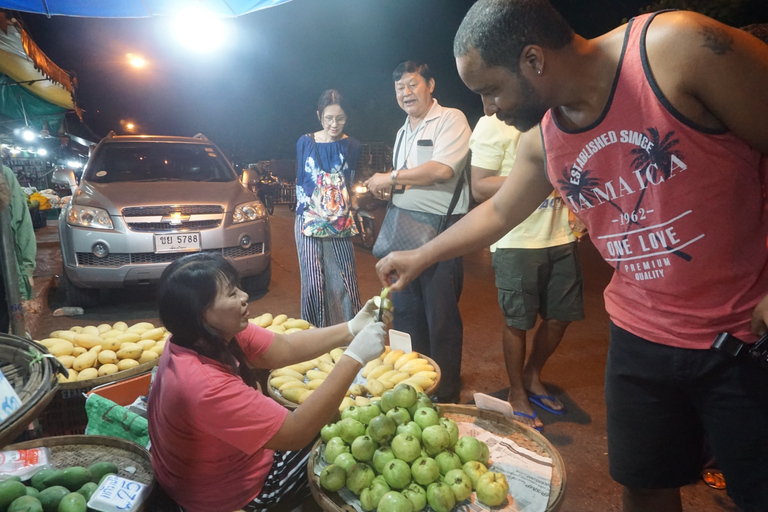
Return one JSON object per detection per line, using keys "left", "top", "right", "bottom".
{"left": 58, "top": 368, "right": 78, "bottom": 383}
{"left": 112, "top": 321, "right": 128, "bottom": 331}
{"left": 69, "top": 326, "right": 83, "bottom": 333}
{"left": 98, "top": 364, "right": 119, "bottom": 376}
{"left": 115, "top": 332, "right": 141, "bottom": 344}
{"left": 317, "top": 361, "right": 335, "bottom": 374}
{"left": 286, "top": 361, "right": 316, "bottom": 374}
{"left": 257, "top": 313, "right": 273, "bottom": 327}
{"left": 283, "top": 328, "right": 303, "bottom": 335}
{"left": 271, "top": 314, "right": 288, "bottom": 326}
{"left": 98, "top": 350, "right": 118, "bottom": 365}
{"left": 149, "top": 342, "right": 165, "bottom": 356}
{"left": 388, "top": 372, "right": 412, "bottom": 384}
{"left": 50, "top": 330, "right": 77, "bottom": 342}
{"left": 128, "top": 322, "right": 155, "bottom": 331}
{"left": 306, "top": 370, "right": 328, "bottom": 381}
{"left": 383, "top": 349, "right": 404, "bottom": 366}
{"left": 72, "top": 346, "right": 87, "bottom": 357}
{"left": 77, "top": 368, "right": 99, "bottom": 381}
{"left": 307, "top": 379, "right": 325, "bottom": 390}
{"left": 117, "top": 359, "right": 140, "bottom": 371}
{"left": 137, "top": 339, "right": 157, "bottom": 351}
{"left": 97, "top": 323, "right": 113, "bottom": 334}
{"left": 73, "top": 334, "right": 103, "bottom": 349}
{"left": 269, "top": 375, "right": 301, "bottom": 389}
{"left": 81, "top": 325, "right": 101, "bottom": 337}
{"left": 57, "top": 355, "right": 76, "bottom": 369}
{"left": 271, "top": 368, "right": 304, "bottom": 380}
{"left": 397, "top": 379, "right": 424, "bottom": 393}
{"left": 297, "top": 389, "right": 314, "bottom": 404}
{"left": 404, "top": 364, "right": 435, "bottom": 376}
{"left": 140, "top": 328, "right": 165, "bottom": 341}
{"left": 317, "top": 353, "right": 334, "bottom": 365}
{"left": 349, "top": 383, "right": 367, "bottom": 397}
{"left": 283, "top": 318, "right": 310, "bottom": 330}
{"left": 99, "top": 338, "right": 121, "bottom": 351}
{"left": 73, "top": 351, "right": 97, "bottom": 371}
{"left": 49, "top": 342, "right": 74, "bottom": 357}
{"left": 39, "top": 338, "right": 69, "bottom": 348}
{"left": 366, "top": 378, "right": 386, "bottom": 397}
{"left": 338, "top": 397, "right": 355, "bottom": 412}
{"left": 368, "top": 364, "right": 394, "bottom": 381}
{"left": 412, "top": 371, "right": 438, "bottom": 381}
{"left": 99, "top": 329, "right": 123, "bottom": 340}
{"left": 400, "top": 358, "right": 433, "bottom": 373}
{"left": 265, "top": 325, "right": 285, "bottom": 334}
{"left": 278, "top": 380, "right": 308, "bottom": 392}
{"left": 355, "top": 396, "right": 371, "bottom": 407}
{"left": 116, "top": 344, "right": 143, "bottom": 360}
{"left": 281, "top": 387, "right": 305, "bottom": 403}
{"left": 394, "top": 351, "right": 419, "bottom": 370}
{"left": 138, "top": 351, "right": 159, "bottom": 364}
{"left": 361, "top": 358, "right": 383, "bottom": 378}
{"left": 330, "top": 348, "right": 345, "bottom": 364}
{"left": 378, "top": 370, "right": 401, "bottom": 383}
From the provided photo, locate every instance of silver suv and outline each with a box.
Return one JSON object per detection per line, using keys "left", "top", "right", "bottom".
{"left": 54, "top": 133, "right": 271, "bottom": 307}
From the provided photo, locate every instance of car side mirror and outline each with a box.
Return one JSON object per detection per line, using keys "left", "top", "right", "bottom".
{"left": 52, "top": 167, "right": 79, "bottom": 195}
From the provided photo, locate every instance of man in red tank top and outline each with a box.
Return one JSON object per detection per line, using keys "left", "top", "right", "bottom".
{"left": 375, "top": 1, "right": 768, "bottom": 511}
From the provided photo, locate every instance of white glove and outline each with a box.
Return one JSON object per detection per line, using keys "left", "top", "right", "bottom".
{"left": 347, "top": 299, "right": 377, "bottom": 337}
{"left": 344, "top": 322, "right": 387, "bottom": 366}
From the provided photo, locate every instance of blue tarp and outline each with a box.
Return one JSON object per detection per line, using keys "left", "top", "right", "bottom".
{"left": 0, "top": 0, "right": 291, "bottom": 18}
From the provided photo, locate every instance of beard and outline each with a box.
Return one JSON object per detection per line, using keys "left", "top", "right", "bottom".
{"left": 497, "top": 73, "right": 548, "bottom": 132}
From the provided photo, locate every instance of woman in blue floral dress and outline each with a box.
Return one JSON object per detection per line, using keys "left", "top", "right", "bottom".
{"left": 294, "top": 90, "right": 362, "bottom": 327}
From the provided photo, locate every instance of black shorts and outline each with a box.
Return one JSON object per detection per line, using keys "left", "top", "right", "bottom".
{"left": 605, "top": 322, "right": 768, "bottom": 511}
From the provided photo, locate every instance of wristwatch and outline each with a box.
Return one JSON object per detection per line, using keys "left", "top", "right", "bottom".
{"left": 391, "top": 169, "right": 400, "bottom": 185}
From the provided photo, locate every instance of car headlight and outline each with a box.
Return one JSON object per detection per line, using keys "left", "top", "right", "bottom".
{"left": 354, "top": 184, "right": 368, "bottom": 194}
{"left": 66, "top": 204, "right": 113, "bottom": 230}
{"left": 233, "top": 200, "right": 266, "bottom": 224}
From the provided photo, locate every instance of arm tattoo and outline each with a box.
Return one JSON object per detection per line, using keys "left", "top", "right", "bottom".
{"left": 699, "top": 24, "right": 733, "bottom": 55}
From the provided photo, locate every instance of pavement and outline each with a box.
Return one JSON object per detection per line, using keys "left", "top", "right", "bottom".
{"left": 25, "top": 207, "right": 738, "bottom": 512}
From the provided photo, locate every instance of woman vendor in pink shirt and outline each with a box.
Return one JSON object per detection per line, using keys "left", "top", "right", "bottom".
{"left": 148, "top": 253, "right": 389, "bottom": 512}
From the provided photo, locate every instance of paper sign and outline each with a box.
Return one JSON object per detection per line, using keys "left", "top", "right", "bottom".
{"left": 388, "top": 329, "right": 412, "bottom": 353}
{"left": 474, "top": 392, "right": 515, "bottom": 419}
{"left": 88, "top": 474, "right": 148, "bottom": 512}
{"left": 0, "top": 370, "right": 21, "bottom": 424}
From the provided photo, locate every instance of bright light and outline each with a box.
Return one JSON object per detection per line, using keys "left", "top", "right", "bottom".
{"left": 37, "top": 148, "right": 48, "bottom": 156}
{"left": 10, "top": 148, "right": 20, "bottom": 156}
{"left": 126, "top": 53, "right": 147, "bottom": 69}
{"left": 173, "top": 5, "right": 229, "bottom": 52}
{"left": 126, "top": 123, "right": 135, "bottom": 131}
{"left": 67, "top": 160, "right": 83, "bottom": 169}
{"left": 22, "top": 128, "right": 35, "bottom": 142}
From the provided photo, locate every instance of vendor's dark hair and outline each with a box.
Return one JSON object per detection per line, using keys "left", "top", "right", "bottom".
{"left": 392, "top": 61, "right": 433, "bottom": 83}
{"left": 317, "top": 89, "right": 347, "bottom": 115}
{"left": 157, "top": 253, "right": 258, "bottom": 389}
{"left": 454, "top": 0, "right": 573, "bottom": 72}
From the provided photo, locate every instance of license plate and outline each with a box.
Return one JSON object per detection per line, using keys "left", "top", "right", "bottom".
{"left": 154, "top": 232, "right": 201, "bottom": 253}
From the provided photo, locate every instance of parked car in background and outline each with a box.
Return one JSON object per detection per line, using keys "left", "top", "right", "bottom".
{"left": 53, "top": 132, "right": 271, "bottom": 307}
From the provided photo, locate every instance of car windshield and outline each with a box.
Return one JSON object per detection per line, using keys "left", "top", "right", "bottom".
{"left": 84, "top": 142, "right": 236, "bottom": 183}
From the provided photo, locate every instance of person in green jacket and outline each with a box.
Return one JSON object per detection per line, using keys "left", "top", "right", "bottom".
{"left": 1, "top": 164, "right": 36, "bottom": 332}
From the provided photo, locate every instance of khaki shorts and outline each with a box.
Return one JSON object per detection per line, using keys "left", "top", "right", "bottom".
{"left": 491, "top": 242, "right": 584, "bottom": 330}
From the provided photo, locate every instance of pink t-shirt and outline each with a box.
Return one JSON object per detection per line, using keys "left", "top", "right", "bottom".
{"left": 541, "top": 13, "right": 768, "bottom": 349}
{"left": 148, "top": 323, "right": 288, "bottom": 512}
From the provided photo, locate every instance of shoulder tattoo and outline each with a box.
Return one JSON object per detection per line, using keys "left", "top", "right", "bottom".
{"left": 699, "top": 24, "right": 733, "bottom": 55}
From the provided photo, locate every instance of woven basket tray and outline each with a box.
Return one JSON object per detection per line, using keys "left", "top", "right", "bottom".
{"left": 0, "top": 333, "right": 61, "bottom": 447}
{"left": 5, "top": 435, "right": 154, "bottom": 511}
{"left": 268, "top": 353, "right": 441, "bottom": 410}
{"left": 307, "top": 404, "right": 566, "bottom": 512}
{"left": 37, "top": 360, "right": 158, "bottom": 438}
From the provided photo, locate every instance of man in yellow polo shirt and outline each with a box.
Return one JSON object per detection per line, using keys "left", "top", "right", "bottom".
{"left": 470, "top": 115, "right": 584, "bottom": 431}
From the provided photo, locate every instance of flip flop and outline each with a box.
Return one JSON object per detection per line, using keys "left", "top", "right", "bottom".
{"left": 512, "top": 410, "right": 543, "bottom": 432}
{"left": 527, "top": 392, "right": 567, "bottom": 415}
{"left": 701, "top": 469, "right": 726, "bottom": 490}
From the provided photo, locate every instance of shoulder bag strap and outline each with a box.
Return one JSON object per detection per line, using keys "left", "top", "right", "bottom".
{"left": 438, "top": 163, "right": 467, "bottom": 233}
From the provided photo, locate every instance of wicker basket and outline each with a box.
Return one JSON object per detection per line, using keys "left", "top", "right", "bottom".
{"left": 0, "top": 333, "right": 61, "bottom": 447}
{"left": 307, "top": 404, "right": 566, "bottom": 512}
{"left": 36, "top": 359, "right": 158, "bottom": 437}
{"left": 5, "top": 435, "right": 154, "bottom": 511}
{"left": 267, "top": 353, "right": 441, "bottom": 410}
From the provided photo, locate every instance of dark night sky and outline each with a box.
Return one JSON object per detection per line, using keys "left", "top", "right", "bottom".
{"left": 18, "top": 0, "right": 653, "bottom": 163}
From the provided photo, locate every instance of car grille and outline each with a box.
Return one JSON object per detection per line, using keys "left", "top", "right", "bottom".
{"left": 75, "top": 243, "right": 264, "bottom": 267}
{"left": 122, "top": 205, "right": 224, "bottom": 216}
{"left": 126, "top": 220, "right": 221, "bottom": 232}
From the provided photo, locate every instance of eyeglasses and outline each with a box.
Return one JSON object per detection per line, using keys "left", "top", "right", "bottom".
{"left": 323, "top": 116, "right": 347, "bottom": 125}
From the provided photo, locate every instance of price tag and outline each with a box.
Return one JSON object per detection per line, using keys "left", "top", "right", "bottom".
{"left": 388, "top": 329, "right": 412, "bottom": 353}
{"left": 473, "top": 393, "right": 516, "bottom": 419}
{"left": 88, "top": 475, "right": 148, "bottom": 512}
{"left": 0, "top": 370, "right": 21, "bottom": 424}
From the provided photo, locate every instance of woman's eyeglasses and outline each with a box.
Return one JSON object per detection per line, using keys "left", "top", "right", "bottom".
{"left": 323, "top": 116, "right": 347, "bottom": 125}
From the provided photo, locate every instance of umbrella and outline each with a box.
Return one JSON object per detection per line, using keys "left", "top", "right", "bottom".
{"left": 0, "top": 0, "right": 291, "bottom": 18}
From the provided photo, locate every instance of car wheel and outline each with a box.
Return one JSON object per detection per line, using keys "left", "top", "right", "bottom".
{"left": 242, "top": 260, "right": 272, "bottom": 296}
{"left": 61, "top": 270, "right": 101, "bottom": 308}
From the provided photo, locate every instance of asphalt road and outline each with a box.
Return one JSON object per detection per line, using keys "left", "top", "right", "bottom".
{"left": 27, "top": 205, "right": 737, "bottom": 512}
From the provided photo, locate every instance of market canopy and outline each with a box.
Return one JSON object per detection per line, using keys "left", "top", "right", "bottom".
{"left": 0, "top": 0, "right": 292, "bottom": 18}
